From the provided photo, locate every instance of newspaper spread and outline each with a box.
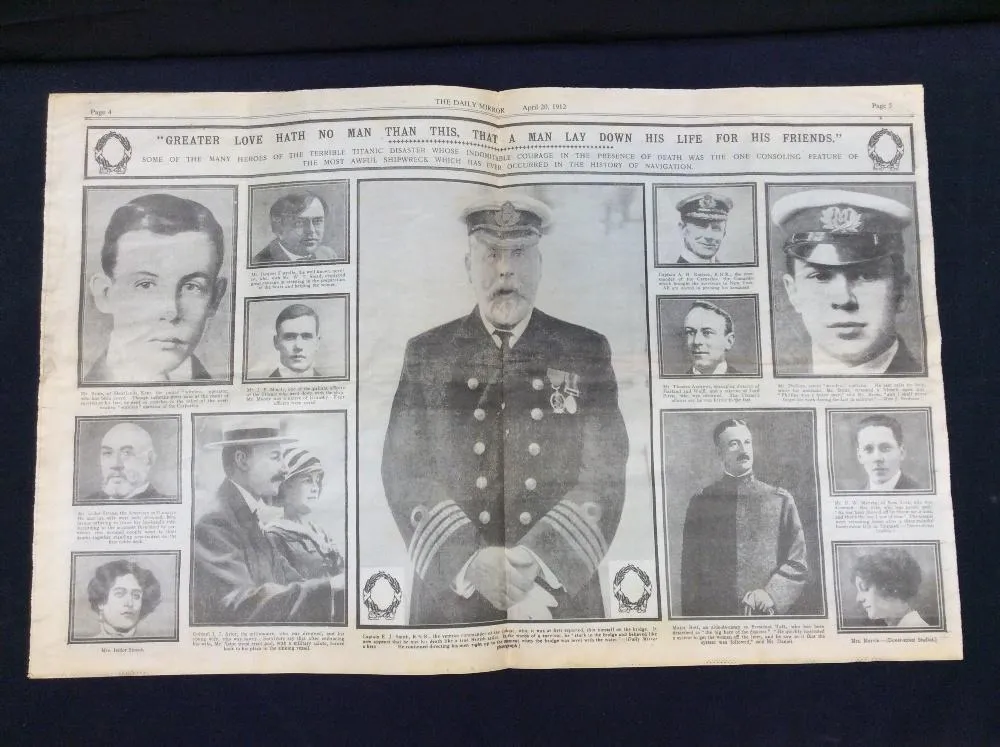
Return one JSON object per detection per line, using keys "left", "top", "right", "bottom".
{"left": 29, "top": 85, "right": 961, "bottom": 677}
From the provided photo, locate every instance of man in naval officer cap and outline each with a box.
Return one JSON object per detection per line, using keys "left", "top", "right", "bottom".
{"left": 381, "top": 193, "right": 628, "bottom": 625}
{"left": 773, "top": 188, "right": 922, "bottom": 375}
{"left": 673, "top": 192, "right": 733, "bottom": 264}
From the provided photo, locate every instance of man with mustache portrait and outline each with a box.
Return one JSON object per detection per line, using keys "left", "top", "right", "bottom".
{"left": 192, "top": 418, "right": 343, "bottom": 624}
{"left": 680, "top": 418, "right": 808, "bottom": 617}
{"left": 382, "top": 194, "right": 628, "bottom": 625}
{"left": 674, "top": 192, "right": 732, "bottom": 264}
{"left": 253, "top": 191, "right": 344, "bottom": 265}
{"left": 80, "top": 422, "right": 170, "bottom": 503}
{"left": 85, "top": 193, "right": 228, "bottom": 383}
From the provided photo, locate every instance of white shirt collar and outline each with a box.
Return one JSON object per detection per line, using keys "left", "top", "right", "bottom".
{"left": 229, "top": 478, "right": 266, "bottom": 521}
{"left": 679, "top": 246, "right": 718, "bottom": 264}
{"left": 692, "top": 360, "right": 729, "bottom": 375}
{"left": 277, "top": 362, "right": 315, "bottom": 378}
{"left": 278, "top": 240, "right": 314, "bottom": 262}
{"left": 105, "top": 331, "right": 194, "bottom": 381}
{"left": 867, "top": 470, "right": 902, "bottom": 491}
{"left": 478, "top": 307, "right": 533, "bottom": 349}
{"left": 107, "top": 482, "right": 151, "bottom": 500}
{"left": 811, "top": 338, "right": 898, "bottom": 376}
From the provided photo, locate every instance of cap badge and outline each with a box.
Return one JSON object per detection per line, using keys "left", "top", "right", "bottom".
{"left": 698, "top": 194, "right": 717, "bottom": 211}
{"left": 492, "top": 201, "right": 520, "bottom": 228}
{"left": 820, "top": 206, "right": 863, "bottom": 233}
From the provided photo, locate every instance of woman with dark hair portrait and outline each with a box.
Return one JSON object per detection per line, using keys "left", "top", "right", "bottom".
{"left": 852, "top": 548, "right": 929, "bottom": 627}
{"left": 264, "top": 446, "right": 345, "bottom": 585}
{"left": 87, "top": 559, "right": 162, "bottom": 638}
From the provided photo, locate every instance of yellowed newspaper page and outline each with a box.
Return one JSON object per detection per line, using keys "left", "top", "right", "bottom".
{"left": 29, "top": 84, "right": 959, "bottom": 677}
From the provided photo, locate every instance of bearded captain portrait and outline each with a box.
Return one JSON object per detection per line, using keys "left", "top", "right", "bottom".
{"left": 381, "top": 195, "right": 629, "bottom": 625}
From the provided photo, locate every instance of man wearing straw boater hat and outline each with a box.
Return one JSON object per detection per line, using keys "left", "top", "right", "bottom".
{"left": 382, "top": 193, "right": 628, "bottom": 625}
{"left": 192, "top": 417, "right": 342, "bottom": 623}
{"left": 773, "top": 188, "right": 922, "bottom": 375}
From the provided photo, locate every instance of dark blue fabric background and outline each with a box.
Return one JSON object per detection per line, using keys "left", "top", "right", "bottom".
{"left": 1, "top": 24, "right": 997, "bottom": 744}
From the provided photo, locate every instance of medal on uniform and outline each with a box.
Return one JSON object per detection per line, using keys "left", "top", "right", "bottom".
{"left": 563, "top": 373, "right": 580, "bottom": 414}
{"left": 547, "top": 368, "right": 566, "bottom": 413}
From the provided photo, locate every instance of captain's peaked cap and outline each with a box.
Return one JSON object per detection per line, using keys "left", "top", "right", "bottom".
{"left": 676, "top": 192, "right": 733, "bottom": 221}
{"left": 461, "top": 194, "right": 553, "bottom": 239}
{"left": 772, "top": 189, "right": 912, "bottom": 267}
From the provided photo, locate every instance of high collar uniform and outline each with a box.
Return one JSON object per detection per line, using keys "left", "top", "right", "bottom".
{"left": 382, "top": 307, "right": 628, "bottom": 625}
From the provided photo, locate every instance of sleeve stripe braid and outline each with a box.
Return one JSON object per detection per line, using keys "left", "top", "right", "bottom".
{"left": 542, "top": 503, "right": 603, "bottom": 572}
{"left": 409, "top": 500, "right": 462, "bottom": 568}
{"left": 414, "top": 513, "right": 470, "bottom": 579}
{"left": 538, "top": 513, "right": 599, "bottom": 573}
{"left": 552, "top": 500, "right": 608, "bottom": 559}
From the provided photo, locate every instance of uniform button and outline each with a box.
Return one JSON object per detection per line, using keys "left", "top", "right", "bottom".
{"left": 501, "top": 402, "right": 506, "bottom": 410}
{"left": 476, "top": 476, "right": 488, "bottom": 490}
{"left": 528, "top": 442, "right": 540, "bottom": 456}
{"left": 532, "top": 378, "right": 544, "bottom": 391}
{"left": 525, "top": 477, "right": 537, "bottom": 491}
{"left": 479, "top": 510, "right": 491, "bottom": 524}
{"left": 473, "top": 408, "right": 486, "bottom": 421}
{"left": 473, "top": 441, "right": 486, "bottom": 455}
{"left": 531, "top": 408, "right": 543, "bottom": 421}
{"left": 519, "top": 511, "right": 532, "bottom": 525}
{"left": 467, "top": 377, "right": 479, "bottom": 390}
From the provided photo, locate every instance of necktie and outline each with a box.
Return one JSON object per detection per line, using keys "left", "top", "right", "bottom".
{"left": 494, "top": 329, "right": 513, "bottom": 354}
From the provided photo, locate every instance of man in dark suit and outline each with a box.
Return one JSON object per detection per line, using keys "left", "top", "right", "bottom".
{"left": 681, "top": 418, "right": 808, "bottom": 617}
{"left": 382, "top": 195, "right": 629, "bottom": 625}
{"left": 85, "top": 193, "right": 228, "bottom": 383}
{"left": 673, "top": 192, "right": 732, "bottom": 264}
{"left": 252, "top": 192, "right": 344, "bottom": 265}
{"left": 681, "top": 300, "right": 743, "bottom": 375}
{"left": 79, "top": 422, "right": 172, "bottom": 503}
{"left": 774, "top": 189, "right": 923, "bottom": 375}
{"left": 854, "top": 414, "right": 922, "bottom": 491}
{"left": 267, "top": 303, "right": 327, "bottom": 379}
{"left": 192, "top": 419, "right": 342, "bottom": 624}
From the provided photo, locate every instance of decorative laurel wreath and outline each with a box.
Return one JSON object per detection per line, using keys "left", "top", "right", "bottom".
{"left": 362, "top": 570, "right": 402, "bottom": 620}
{"left": 867, "top": 128, "right": 904, "bottom": 172}
{"left": 94, "top": 131, "right": 133, "bottom": 175}
{"left": 612, "top": 564, "right": 652, "bottom": 614}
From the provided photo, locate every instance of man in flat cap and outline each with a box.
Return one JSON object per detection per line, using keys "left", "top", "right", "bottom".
{"left": 192, "top": 417, "right": 344, "bottom": 623}
{"left": 382, "top": 194, "right": 629, "bottom": 625}
{"left": 674, "top": 192, "right": 733, "bottom": 264}
{"left": 253, "top": 191, "right": 344, "bottom": 265}
{"left": 681, "top": 418, "right": 808, "bottom": 617}
{"left": 774, "top": 188, "right": 921, "bottom": 375}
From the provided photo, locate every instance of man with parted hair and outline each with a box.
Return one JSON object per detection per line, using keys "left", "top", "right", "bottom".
{"left": 253, "top": 191, "right": 344, "bottom": 265}
{"left": 86, "top": 193, "right": 228, "bottom": 383}
{"left": 81, "top": 421, "right": 170, "bottom": 503}
{"left": 681, "top": 300, "right": 741, "bottom": 375}
{"left": 269, "top": 303, "right": 326, "bottom": 378}
{"left": 854, "top": 413, "right": 920, "bottom": 491}
{"left": 681, "top": 418, "right": 808, "bottom": 617}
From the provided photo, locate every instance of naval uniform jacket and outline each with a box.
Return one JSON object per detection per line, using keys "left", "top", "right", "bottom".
{"left": 192, "top": 480, "right": 334, "bottom": 623}
{"left": 382, "top": 307, "right": 628, "bottom": 624}
{"left": 681, "top": 473, "right": 808, "bottom": 617}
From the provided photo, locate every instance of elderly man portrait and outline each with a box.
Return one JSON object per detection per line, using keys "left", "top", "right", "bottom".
{"left": 85, "top": 193, "right": 228, "bottom": 383}
{"left": 382, "top": 194, "right": 628, "bottom": 625}
{"left": 253, "top": 191, "right": 344, "bottom": 265}
{"left": 773, "top": 188, "right": 922, "bottom": 375}
{"left": 85, "top": 559, "right": 162, "bottom": 639}
{"left": 672, "top": 192, "right": 733, "bottom": 264}
{"left": 681, "top": 418, "right": 808, "bottom": 617}
{"left": 853, "top": 414, "right": 922, "bottom": 492}
{"left": 192, "top": 418, "right": 344, "bottom": 624}
{"left": 268, "top": 303, "right": 326, "bottom": 379}
{"left": 79, "top": 421, "right": 171, "bottom": 503}
{"left": 681, "top": 300, "right": 742, "bottom": 375}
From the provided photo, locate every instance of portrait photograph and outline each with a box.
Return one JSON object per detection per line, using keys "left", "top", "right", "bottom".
{"left": 357, "top": 179, "right": 658, "bottom": 627}
{"left": 242, "top": 293, "right": 349, "bottom": 383}
{"left": 248, "top": 180, "right": 349, "bottom": 268}
{"left": 661, "top": 408, "right": 825, "bottom": 619}
{"left": 833, "top": 541, "right": 944, "bottom": 632}
{"left": 190, "top": 410, "right": 348, "bottom": 626}
{"left": 827, "top": 408, "right": 935, "bottom": 495}
{"left": 73, "top": 415, "right": 181, "bottom": 505}
{"left": 656, "top": 295, "right": 762, "bottom": 378}
{"left": 78, "top": 186, "right": 237, "bottom": 386}
{"left": 767, "top": 182, "right": 927, "bottom": 377}
{"left": 653, "top": 183, "right": 756, "bottom": 267}
{"left": 68, "top": 551, "right": 180, "bottom": 643}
